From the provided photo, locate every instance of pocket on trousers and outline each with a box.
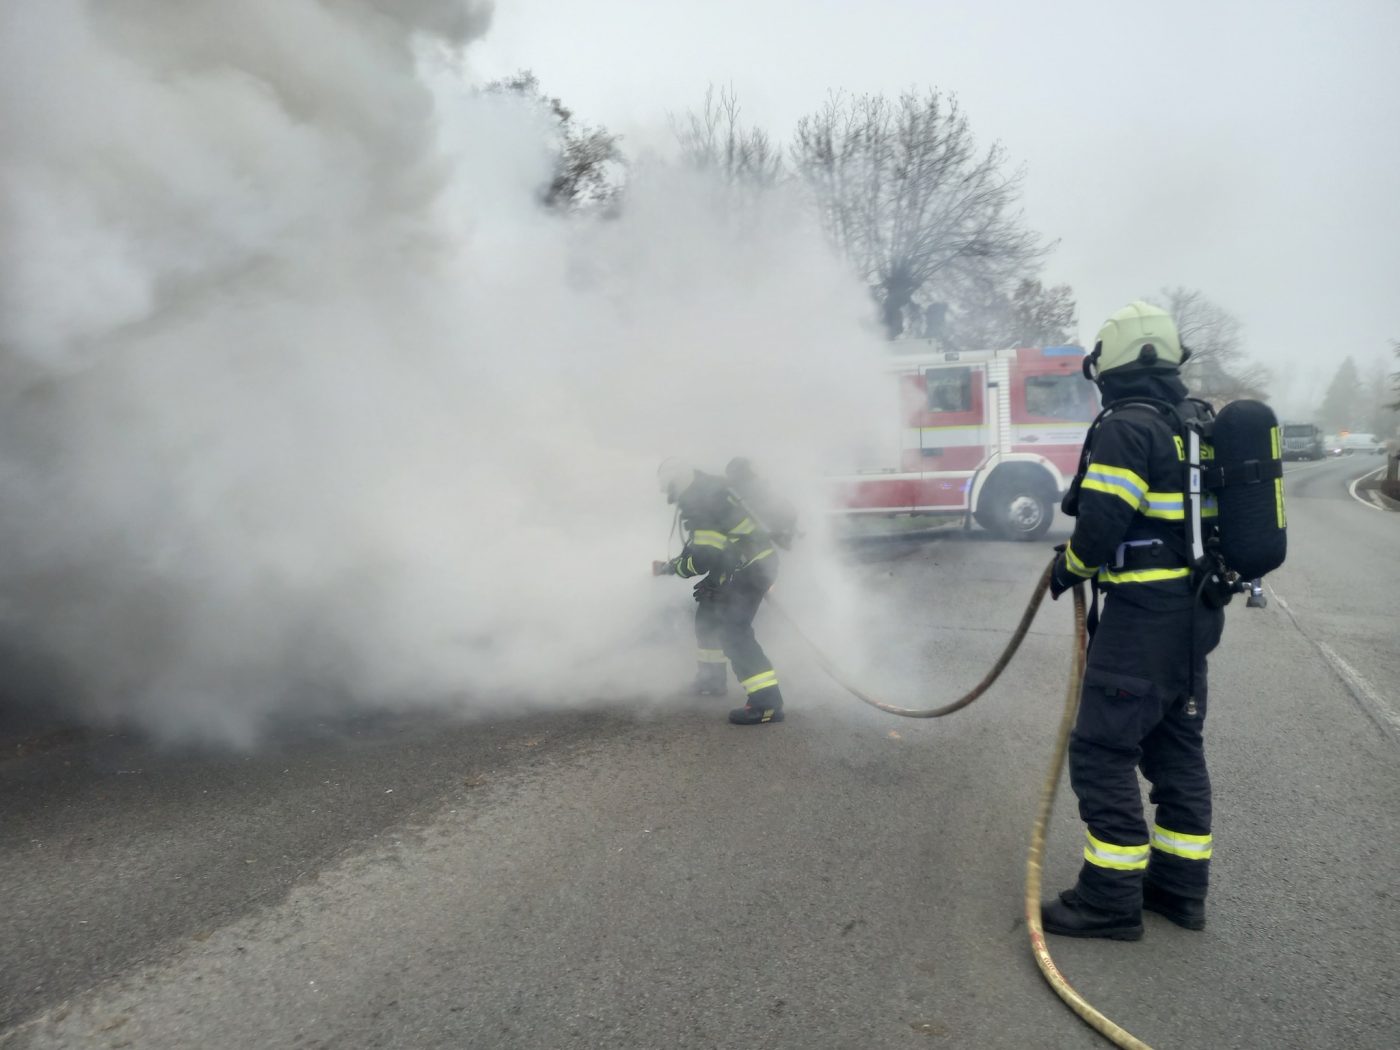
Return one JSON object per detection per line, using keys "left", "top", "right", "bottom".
{"left": 1077, "top": 668, "right": 1161, "bottom": 748}
{"left": 1083, "top": 668, "right": 1155, "bottom": 699}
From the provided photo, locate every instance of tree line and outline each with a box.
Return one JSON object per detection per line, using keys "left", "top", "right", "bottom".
{"left": 489, "top": 74, "right": 1277, "bottom": 405}
{"left": 1314, "top": 345, "right": 1400, "bottom": 439}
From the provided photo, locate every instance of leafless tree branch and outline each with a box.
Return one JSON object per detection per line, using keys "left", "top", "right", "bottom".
{"left": 792, "top": 89, "right": 1048, "bottom": 338}
{"left": 671, "top": 85, "right": 783, "bottom": 188}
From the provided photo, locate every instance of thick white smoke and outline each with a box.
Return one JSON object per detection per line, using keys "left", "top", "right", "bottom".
{"left": 0, "top": 0, "right": 889, "bottom": 744}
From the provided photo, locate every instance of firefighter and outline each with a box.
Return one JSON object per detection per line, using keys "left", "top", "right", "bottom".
{"left": 652, "top": 458, "right": 785, "bottom": 725}
{"left": 725, "top": 457, "right": 800, "bottom": 551}
{"left": 1042, "top": 301, "right": 1226, "bottom": 940}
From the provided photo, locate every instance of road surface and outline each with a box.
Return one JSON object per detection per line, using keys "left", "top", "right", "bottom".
{"left": 3, "top": 455, "right": 1397, "bottom": 1049}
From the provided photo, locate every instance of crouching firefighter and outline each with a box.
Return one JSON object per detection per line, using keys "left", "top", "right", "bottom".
{"left": 652, "top": 458, "right": 786, "bottom": 725}
{"left": 724, "top": 457, "right": 801, "bottom": 552}
{"left": 1042, "top": 300, "right": 1266, "bottom": 941}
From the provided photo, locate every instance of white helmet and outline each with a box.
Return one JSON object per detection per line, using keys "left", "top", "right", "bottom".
{"left": 657, "top": 457, "right": 696, "bottom": 502}
{"left": 1087, "top": 301, "right": 1188, "bottom": 379}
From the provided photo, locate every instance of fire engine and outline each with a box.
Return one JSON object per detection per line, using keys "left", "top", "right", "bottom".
{"left": 832, "top": 344, "right": 1097, "bottom": 540}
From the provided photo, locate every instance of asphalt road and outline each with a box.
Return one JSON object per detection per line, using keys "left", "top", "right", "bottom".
{"left": 3, "top": 457, "right": 1398, "bottom": 1049}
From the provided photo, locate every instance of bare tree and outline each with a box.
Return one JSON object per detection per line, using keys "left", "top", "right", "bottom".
{"left": 1149, "top": 287, "right": 1269, "bottom": 403}
{"left": 944, "top": 278, "right": 1077, "bottom": 349}
{"left": 485, "top": 71, "right": 626, "bottom": 212}
{"left": 672, "top": 85, "right": 783, "bottom": 188}
{"left": 791, "top": 89, "right": 1048, "bottom": 338}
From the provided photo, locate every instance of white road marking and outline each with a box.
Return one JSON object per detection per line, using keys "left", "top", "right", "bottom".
{"left": 1281, "top": 459, "right": 1331, "bottom": 474}
{"left": 1267, "top": 581, "right": 1400, "bottom": 746}
{"left": 1346, "top": 465, "right": 1387, "bottom": 511}
{"left": 1318, "top": 641, "right": 1400, "bottom": 739}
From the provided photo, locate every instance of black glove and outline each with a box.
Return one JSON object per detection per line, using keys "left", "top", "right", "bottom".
{"left": 1049, "top": 543, "right": 1077, "bottom": 600}
{"left": 692, "top": 577, "right": 719, "bottom": 602}
{"left": 652, "top": 560, "right": 676, "bottom": 576}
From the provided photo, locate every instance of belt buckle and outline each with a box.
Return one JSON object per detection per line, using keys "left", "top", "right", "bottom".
{"left": 1113, "top": 539, "right": 1162, "bottom": 570}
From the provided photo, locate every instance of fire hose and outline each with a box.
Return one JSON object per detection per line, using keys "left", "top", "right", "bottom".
{"left": 764, "top": 559, "right": 1154, "bottom": 1050}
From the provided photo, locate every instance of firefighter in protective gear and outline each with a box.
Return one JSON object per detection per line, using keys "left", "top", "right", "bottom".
{"left": 1041, "top": 301, "right": 1225, "bottom": 940}
{"left": 725, "top": 457, "right": 800, "bottom": 551}
{"left": 653, "top": 458, "right": 785, "bottom": 725}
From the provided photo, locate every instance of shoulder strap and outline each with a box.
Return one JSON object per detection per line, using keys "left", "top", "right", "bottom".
{"left": 1062, "top": 397, "right": 1178, "bottom": 516}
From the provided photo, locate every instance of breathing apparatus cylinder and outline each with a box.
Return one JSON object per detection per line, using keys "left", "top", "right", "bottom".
{"left": 1207, "top": 399, "right": 1287, "bottom": 580}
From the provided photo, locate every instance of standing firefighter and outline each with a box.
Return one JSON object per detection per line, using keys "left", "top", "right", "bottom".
{"left": 652, "top": 458, "right": 785, "bottom": 725}
{"left": 1042, "top": 301, "right": 1226, "bottom": 940}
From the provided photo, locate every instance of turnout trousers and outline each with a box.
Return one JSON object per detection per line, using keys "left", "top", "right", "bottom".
{"left": 697, "top": 562, "right": 782, "bottom": 708}
{"left": 693, "top": 591, "right": 729, "bottom": 688}
{"left": 1068, "top": 590, "right": 1225, "bottom": 913}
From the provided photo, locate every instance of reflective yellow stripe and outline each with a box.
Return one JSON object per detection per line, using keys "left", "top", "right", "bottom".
{"left": 1065, "top": 543, "right": 1096, "bottom": 578}
{"left": 1271, "top": 427, "right": 1286, "bottom": 528}
{"left": 697, "top": 649, "right": 727, "bottom": 664}
{"left": 1098, "top": 566, "right": 1191, "bottom": 585}
{"left": 1151, "top": 824, "right": 1213, "bottom": 860}
{"left": 741, "top": 546, "right": 775, "bottom": 568}
{"left": 692, "top": 530, "right": 728, "bottom": 550}
{"left": 729, "top": 517, "right": 756, "bottom": 535}
{"left": 1081, "top": 462, "right": 1146, "bottom": 510}
{"left": 1084, "top": 831, "right": 1149, "bottom": 871}
{"left": 1141, "top": 491, "right": 1218, "bottom": 520}
{"left": 741, "top": 670, "right": 779, "bottom": 694}
{"left": 1081, "top": 476, "right": 1143, "bottom": 509}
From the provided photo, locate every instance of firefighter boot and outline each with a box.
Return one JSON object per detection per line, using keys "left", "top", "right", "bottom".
{"left": 728, "top": 688, "right": 784, "bottom": 725}
{"left": 1040, "top": 888, "right": 1143, "bottom": 941}
{"left": 1143, "top": 882, "right": 1207, "bottom": 931}
{"left": 691, "top": 662, "right": 728, "bottom": 697}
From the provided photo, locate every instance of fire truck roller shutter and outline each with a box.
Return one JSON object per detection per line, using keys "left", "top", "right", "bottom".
{"left": 973, "top": 462, "right": 1058, "bottom": 541}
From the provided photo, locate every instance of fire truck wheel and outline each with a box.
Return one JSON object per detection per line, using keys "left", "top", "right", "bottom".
{"left": 977, "top": 472, "right": 1055, "bottom": 542}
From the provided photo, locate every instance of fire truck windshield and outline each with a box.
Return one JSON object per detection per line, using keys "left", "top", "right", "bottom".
{"left": 1025, "top": 373, "right": 1096, "bottom": 422}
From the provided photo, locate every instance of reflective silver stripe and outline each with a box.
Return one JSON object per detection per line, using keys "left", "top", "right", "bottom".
{"left": 1187, "top": 429, "right": 1205, "bottom": 563}
{"left": 1083, "top": 831, "right": 1149, "bottom": 871}
{"left": 697, "top": 649, "right": 727, "bottom": 664}
{"left": 1151, "top": 824, "right": 1213, "bottom": 860}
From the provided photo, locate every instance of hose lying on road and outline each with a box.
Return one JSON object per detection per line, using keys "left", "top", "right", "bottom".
{"left": 767, "top": 561, "right": 1154, "bottom": 1050}
{"left": 763, "top": 560, "right": 1054, "bottom": 718}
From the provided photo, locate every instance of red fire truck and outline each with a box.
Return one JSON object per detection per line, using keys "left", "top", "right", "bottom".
{"left": 832, "top": 345, "right": 1098, "bottom": 540}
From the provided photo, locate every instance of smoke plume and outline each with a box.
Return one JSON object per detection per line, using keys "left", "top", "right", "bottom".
{"left": 0, "top": 0, "right": 887, "bottom": 744}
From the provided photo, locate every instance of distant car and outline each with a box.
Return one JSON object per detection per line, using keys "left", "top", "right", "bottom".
{"left": 1339, "top": 433, "right": 1386, "bottom": 455}
{"left": 1324, "top": 434, "right": 1345, "bottom": 456}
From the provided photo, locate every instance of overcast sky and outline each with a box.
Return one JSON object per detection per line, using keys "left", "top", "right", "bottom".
{"left": 468, "top": 0, "right": 1400, "bottom": 414}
